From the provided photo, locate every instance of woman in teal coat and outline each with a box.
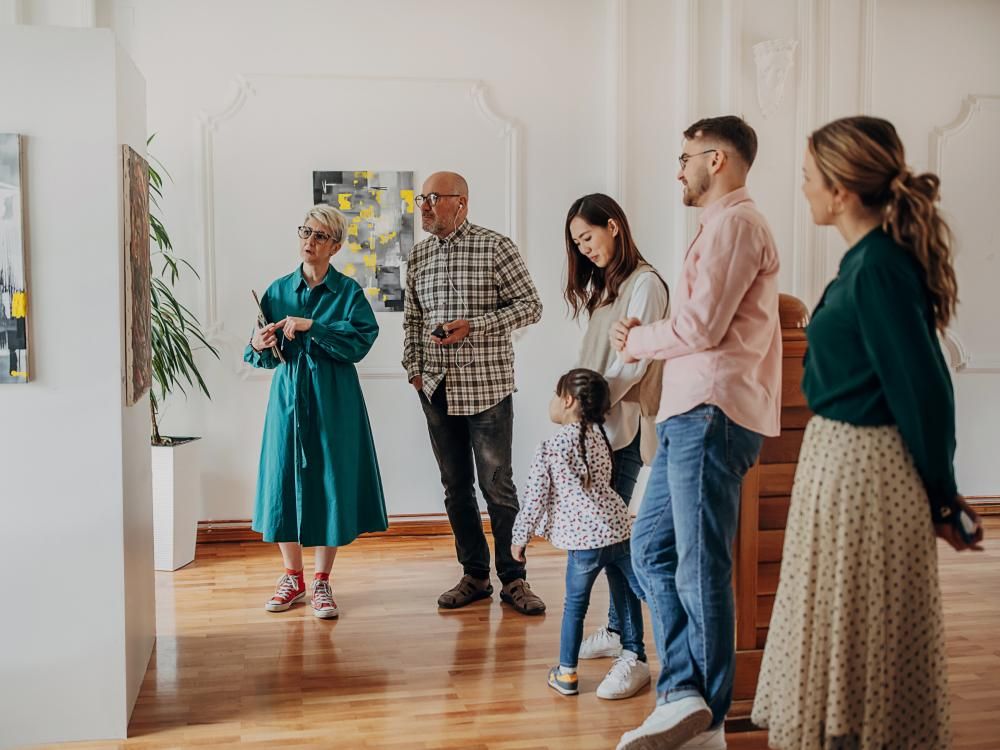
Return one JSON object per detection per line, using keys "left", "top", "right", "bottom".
{"left": 245, "top": 204, "right": 388, "bottom": 619}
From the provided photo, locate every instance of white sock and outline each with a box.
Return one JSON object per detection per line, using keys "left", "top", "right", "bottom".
{"left": 559, "top": 664, "right": 576, "bottom": 675}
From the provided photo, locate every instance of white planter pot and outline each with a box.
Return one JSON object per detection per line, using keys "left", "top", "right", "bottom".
{"left": 151, "top": 438, "right": 201, "bottom": 571}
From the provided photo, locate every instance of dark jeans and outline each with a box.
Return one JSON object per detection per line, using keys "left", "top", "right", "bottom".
{"left": 606, "top": 427, "right": 644, "bottom": 634}
{"left": 631, "top": 405, "right": 764, "bottom": 726}
{"left": 562, "top": 541, "right": 645, "bottom": 668}
{"left": 419, "top": 383, "right": 525, "bottom": 585}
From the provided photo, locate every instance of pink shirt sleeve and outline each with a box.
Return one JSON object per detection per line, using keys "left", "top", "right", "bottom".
{"left": 626, "top": 216, "right": 766, "bottom": 361}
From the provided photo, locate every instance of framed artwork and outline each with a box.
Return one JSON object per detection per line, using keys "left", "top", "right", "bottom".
{"left": 313, "top": 170, "right": 414, "bottom": 312}
{"left": 0, "top": 133, "right": 28, "bottom": 384}
{"left": 122, "top": 144, "right": 152, "bottom": 405}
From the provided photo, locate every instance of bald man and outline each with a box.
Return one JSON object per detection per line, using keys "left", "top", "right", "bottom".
{"left": 402, "top": 172, "right": 545, "bottom": 615}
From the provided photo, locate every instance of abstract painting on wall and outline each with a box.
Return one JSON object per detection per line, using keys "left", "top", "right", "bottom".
{"left": 122, "top": 144, "right": 152, "bottom": 406}
{"left": 0, "top": 133, "right": 28, "bottom": 384}
{"left": 312, "top": 170, "right": 414, "bottom": 312}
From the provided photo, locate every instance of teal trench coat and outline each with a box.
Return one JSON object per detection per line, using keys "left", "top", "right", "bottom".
{"left": 245, "top": 265, "right": 388, "bottom": 546}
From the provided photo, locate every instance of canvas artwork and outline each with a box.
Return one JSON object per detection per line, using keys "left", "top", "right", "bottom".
{"left": 0, "top": 133, "right": 28, "bottom": 384}
{"left": 313, "top": 170, "right": 415, "bottom": 312}
{"left": 122, "top": 144, "right": 152, "bottom": 406}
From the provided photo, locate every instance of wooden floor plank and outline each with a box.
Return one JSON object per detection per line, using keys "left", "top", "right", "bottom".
{"left": 32, "top": 535, "right": 999, "bottom": 749}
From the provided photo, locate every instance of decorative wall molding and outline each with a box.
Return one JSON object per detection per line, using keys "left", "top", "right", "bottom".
{"left": 720, "top": 0, "right": 744, "bottom": 116}
{"left": 1, "top": 0, "right": 23, "bottom": 24}
{"left": 194, "top": 74, "right": 521, "bottom": 380}
{"left": 931, "top": 94, "right": 1000, "bottom": 373}
{"left": 753, "top": 39, "right": 798, "bottom": 119}
{"left": 791, "top": 0, "right": 831, "bottom": 307}
{"left": 672, "top": 0, "right": 700, "bottom": 283}
{"left": 858, "top": 0, "right": 877, "bottom": 114}
{"left": 606, "top": 0, "right": 627, "bottom": 202}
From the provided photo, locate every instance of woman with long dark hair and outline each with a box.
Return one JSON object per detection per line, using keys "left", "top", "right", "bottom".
{"left": 752, "top": 117, "right": 984, "bottom": 748}
{"left": 562, "top": 194, "right": 669, "bottom": 697}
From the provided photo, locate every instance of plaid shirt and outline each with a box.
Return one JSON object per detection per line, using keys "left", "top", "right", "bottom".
{"left": 402, "top": 220, "right": 542, "bottom": 415}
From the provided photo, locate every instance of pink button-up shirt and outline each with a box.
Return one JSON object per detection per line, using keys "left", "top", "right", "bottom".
{"left": 625, "top": 187, "right": 782, "bottom": 437}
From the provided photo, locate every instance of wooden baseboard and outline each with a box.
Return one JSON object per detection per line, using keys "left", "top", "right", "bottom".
{"left": 197, "top": 514, "right": 491, "bottom": 544}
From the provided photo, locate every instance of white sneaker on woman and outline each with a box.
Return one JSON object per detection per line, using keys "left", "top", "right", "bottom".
{"left": 596, "top": 650, "right": 650, "bottom": 699}
{"left": 579, "top": 626, "right": 623, "bottom": 659}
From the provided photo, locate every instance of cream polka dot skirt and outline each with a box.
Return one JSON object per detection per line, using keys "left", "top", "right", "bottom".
{"left": 751, "top": 415, "right": 950, "bottom": 749}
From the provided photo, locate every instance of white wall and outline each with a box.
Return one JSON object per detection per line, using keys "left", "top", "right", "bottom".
{"left": 101, "top": 0, "right": 998, "bottom": 526}
{"left": 0, "top": 26, "right": 154, "bottom": 748}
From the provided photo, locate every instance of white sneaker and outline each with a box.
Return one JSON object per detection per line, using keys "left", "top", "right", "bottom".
{"left": 679, "top": 726, "right": 726, "bottom": 749}
{"left": 579, "top": 626, "right": 623, "bottom": 659}
{"left": 596, "top": 650, "right": 651, "bottom": 699}
{"left": 616, "top": 695, "right": 713, "bottom": 750}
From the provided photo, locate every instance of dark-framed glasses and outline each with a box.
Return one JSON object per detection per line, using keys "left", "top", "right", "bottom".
{"left": 414, "top": 192, "right": 461, "bottom": 207}
{"left": 678, "top": 149, "right": 718, "bottom": 168}
{"left": 298, "top": 226, "right": 333, "bottom": 242}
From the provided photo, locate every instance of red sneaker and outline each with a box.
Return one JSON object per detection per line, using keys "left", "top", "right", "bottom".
{"left": 311, "top": 578, "right": 340, "bottom": 619}
{"left": 265, "top": 573, "right": 305, "bottom": 612}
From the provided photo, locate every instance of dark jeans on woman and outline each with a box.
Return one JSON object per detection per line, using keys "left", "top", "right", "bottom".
{"left": 419, "top": 381, "right": 525, "bottom": 585}
{"left": 562, "top": 540, "right": 646, "bottom": 668}
{"left": 606, "top": 427, "right": 644, "bottom": 634}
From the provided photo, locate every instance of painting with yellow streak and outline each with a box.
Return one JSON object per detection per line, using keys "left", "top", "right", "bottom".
{"left": 312, "top": 170, "right": 414, "bottom": 312}
{"left": 0, "top": 134, "right": 28, "bottom": 384}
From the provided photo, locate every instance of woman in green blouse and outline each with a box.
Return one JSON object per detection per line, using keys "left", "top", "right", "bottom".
{"left": 246, "top": 204, "right": 388, "bottom": 619}
{"left": 752, "top": 117, "right": 984, "bottom": 748}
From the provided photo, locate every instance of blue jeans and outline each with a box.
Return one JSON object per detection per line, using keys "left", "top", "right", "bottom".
{"left": 631, "top": 405, "right": 763, "bottom": 725}
{"left": 607, "top": 428, "right": 643, "bottom": 634}
{"left": 561, "top": 540, "right": 646, "bottom": 668}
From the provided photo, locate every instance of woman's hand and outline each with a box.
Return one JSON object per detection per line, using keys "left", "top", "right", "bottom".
{"left": 277, "top": 316, "right": 313, "bottom": 340}
{"left": 511, "top": 544, "right": 527, "bottom": 563}
{"left": 611, "top": 317, "right": 642, "bottom": 362}
{"left": 251, "top": 323, "right": 278, "bottom": 352}
{"left": 935, "top": 496, "right": 985, "bottom": 552}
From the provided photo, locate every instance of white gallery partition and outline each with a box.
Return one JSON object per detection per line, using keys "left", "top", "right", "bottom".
{"left": 0, "top": 26, "right": 155, "bottom": 748}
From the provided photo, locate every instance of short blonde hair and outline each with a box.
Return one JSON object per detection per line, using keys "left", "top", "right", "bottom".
{"left": 303, "top": 204, "right": 348, "bottom": 243}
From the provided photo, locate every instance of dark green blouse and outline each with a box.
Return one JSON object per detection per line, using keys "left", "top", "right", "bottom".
{"left": 802, "top": 227, "right": 959, "bottom": 522}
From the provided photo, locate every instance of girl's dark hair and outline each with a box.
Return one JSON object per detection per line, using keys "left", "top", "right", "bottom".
{"left": 564, "top": 193, "right": 656, "bottom": 319}
{"left": 809, "top": 116, "right": 958, "bottom": 330}
{"left": 556, "top": 368, "right": 613, "bottom": 489}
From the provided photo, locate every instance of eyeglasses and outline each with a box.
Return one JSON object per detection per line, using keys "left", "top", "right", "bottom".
{"left": 414, "top": 192, "right": 461, "bottom": 207}
{"left": 678, "top": 149, "right": 718, "bottom": 168}
{"left": 298, "top": 226, "right": 333, "bottom": 242}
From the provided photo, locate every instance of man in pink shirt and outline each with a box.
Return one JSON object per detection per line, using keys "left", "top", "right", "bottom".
{"left": 612, "top": 116, "right": 781, "bottom": 750}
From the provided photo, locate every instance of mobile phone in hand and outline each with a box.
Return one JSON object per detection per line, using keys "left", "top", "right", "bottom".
{"left": 957, "top": 509, "right": 979, "bottom": 545}
{"left": 431, "top": 324, "right": 447, "bottom": 339}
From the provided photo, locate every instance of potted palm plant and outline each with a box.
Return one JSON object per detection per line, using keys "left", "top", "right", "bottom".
{"left": 147, "top": 136, "right": 219, "bottom": 571}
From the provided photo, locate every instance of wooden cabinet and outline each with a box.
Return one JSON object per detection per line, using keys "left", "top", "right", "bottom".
{"left": 729, "top": 294, "right": 811, "bottom": 723}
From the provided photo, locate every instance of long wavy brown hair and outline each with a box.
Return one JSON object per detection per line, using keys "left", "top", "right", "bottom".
{"left": 564, "top": 193, "right": 657, "bottom": 319}
{"left": 809, "top": 116, "right": 958, "bottom": 330}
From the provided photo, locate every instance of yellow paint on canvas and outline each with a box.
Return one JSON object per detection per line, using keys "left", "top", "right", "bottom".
{"left": 348, "top": 221, "right": 359, "bottom": 237}
{"left": 348, "top": 241, "right": 362, "bottom": 253}
{"left": 372, "top": 189, "right": 383, "bottom": 204}
{"left": 338, "top": 193, "right": 352, "bottom": 210}
{"left": 378, "top": 231, "right": 397, "bottom": 246}
{"left": 365, "top": 286, "right": 380, "bottom": 298}
{"left": 400, "top": 189, "right": 415, "bottom": 214}
{"left": 343, "top": 263, "right": 357, "bottom": 277}
{"left": 10, "top": 370, "right": 27, "bottom": 379}
{"left": 11, "top": 291, "right": 26, "bottom": 319}
{"left": 363, "top": 253, "right": 377, "bottom": 269}
{"left": 359, "top": 206, "right": 375, "bottom": 220}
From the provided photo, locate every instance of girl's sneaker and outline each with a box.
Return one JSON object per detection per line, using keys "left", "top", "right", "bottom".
{"left": 265, "top": 573, "right": 306, "bottom": 612}
{"left": 579, "top": 626, "right": 623, "bottom": 659}
{"left": 547, "top": 666, "right": 579, "bottom": 696}
{"left": 596, "top": 650, "right": 650, "bottom": 699}
{"left": 311, "top": 578, "right": 340, "bottom": 619}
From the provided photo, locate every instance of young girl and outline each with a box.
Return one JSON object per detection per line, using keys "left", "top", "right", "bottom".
{"left": 511, "top": 368, "right": 649, "bottom": 700}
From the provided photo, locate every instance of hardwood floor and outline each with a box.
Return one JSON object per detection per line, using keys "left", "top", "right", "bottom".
{"left": 35, "top": 535, "right": 999, "bottom": 749}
